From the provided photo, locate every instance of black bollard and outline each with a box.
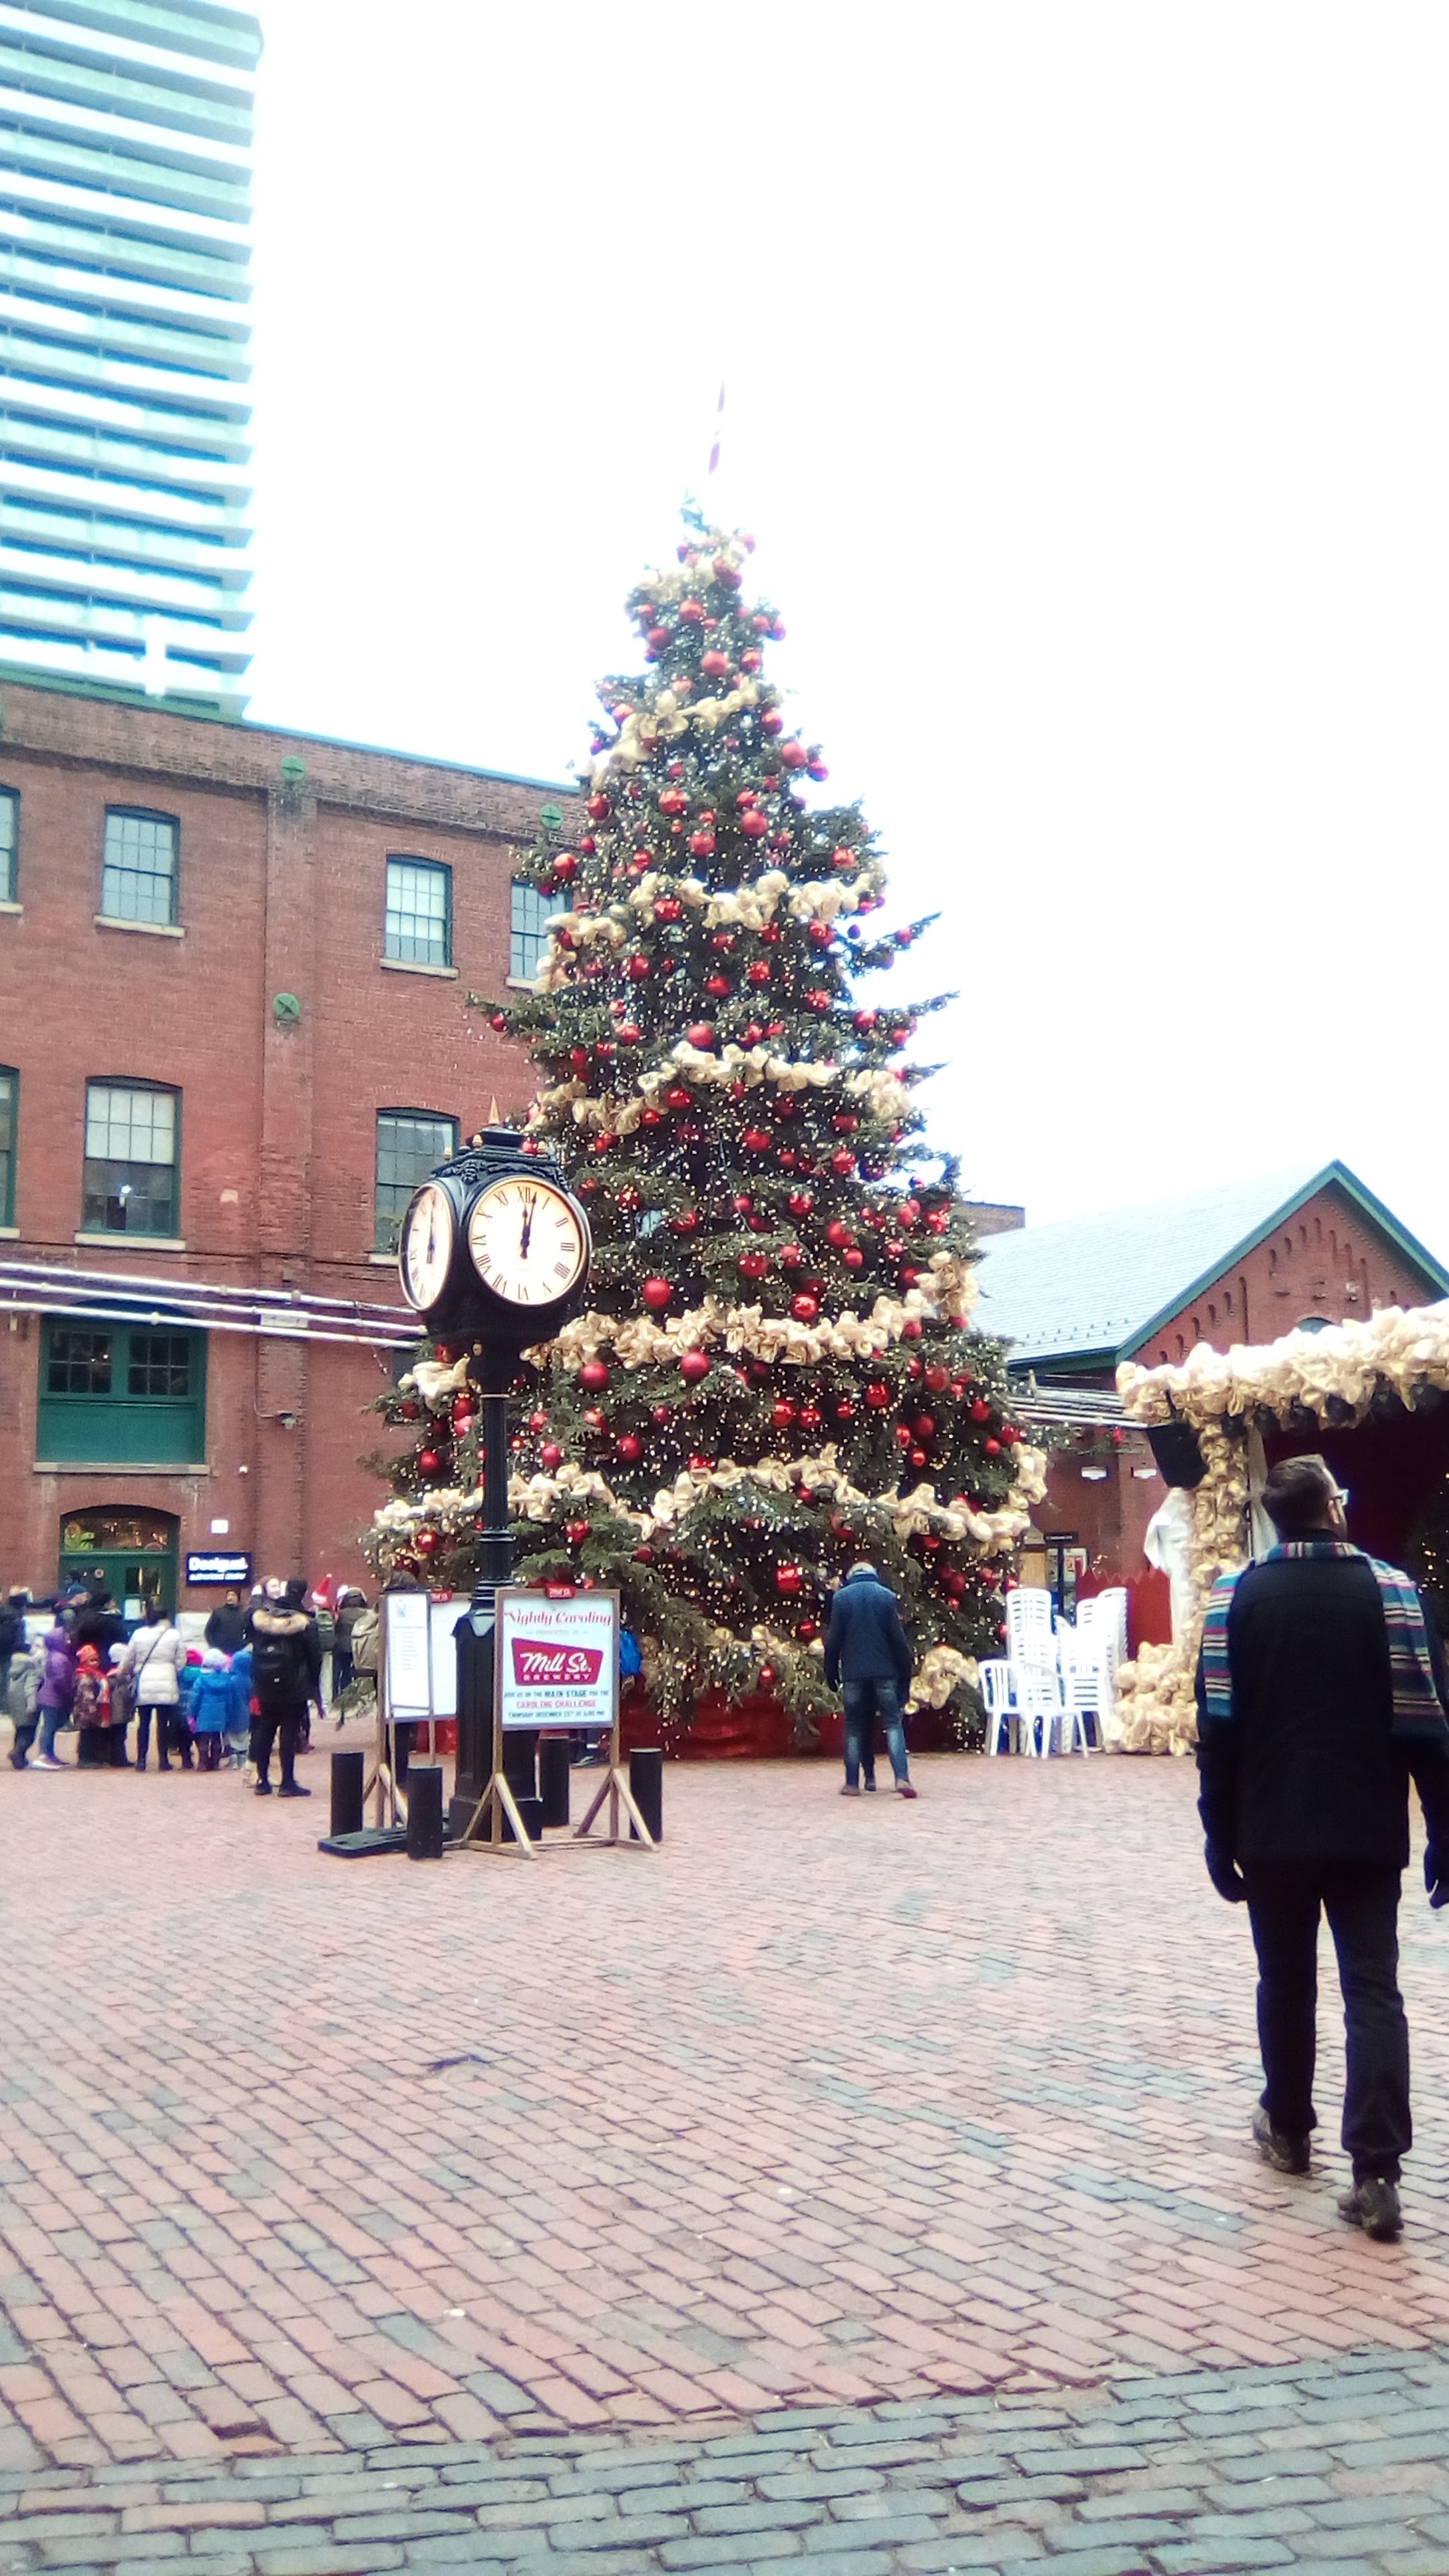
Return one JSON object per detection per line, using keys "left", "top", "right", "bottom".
{"left": 629, "top": 1746, "right": 663, "bottom": 1843}
{"left": 538, "top": 1736, "right": 572, "bottom": 1830}
{"left": 330, "top": 1747, "right": 365, "bottom": 1839}
{"left": 406, "top": 1764, "right": 445, "bottom": 1860}
{"left": 503, "top": 1792, "right": 544, "bottom": 1845}
{"left": 502, "top": 1726, "right": 539, "bottom": 1803}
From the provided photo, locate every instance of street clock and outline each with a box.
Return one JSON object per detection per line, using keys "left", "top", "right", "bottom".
{"left": 397, "top": 1129, "right": 592, "bottom": 1344}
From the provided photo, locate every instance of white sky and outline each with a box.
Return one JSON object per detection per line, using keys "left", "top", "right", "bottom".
{"left": 246, "top": 4, "right": 1449, "bottom": 1264}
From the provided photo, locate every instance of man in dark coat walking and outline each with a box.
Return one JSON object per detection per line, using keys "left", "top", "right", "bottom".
{"left": 1196, "top": 1452, "right": 1449, "bottom": 2241}
{"left": 824, "top": 1561, "right": 918, "bottom": 1799}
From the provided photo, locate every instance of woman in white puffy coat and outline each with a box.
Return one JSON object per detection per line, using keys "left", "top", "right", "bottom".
{"left": 120, "top": 1603, "right": 190, "bottom": 1772}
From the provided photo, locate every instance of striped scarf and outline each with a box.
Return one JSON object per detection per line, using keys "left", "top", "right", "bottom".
{"left": 1200, "top": 1540, "right": 1446, "bottom": 1739}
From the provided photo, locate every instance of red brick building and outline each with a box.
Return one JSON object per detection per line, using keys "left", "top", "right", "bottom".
{"left": 975, "top": 1165, "right": 1449, "bottom": 1610}
{"left": 0, "top": 678, "right": 564, "bottom": 1613}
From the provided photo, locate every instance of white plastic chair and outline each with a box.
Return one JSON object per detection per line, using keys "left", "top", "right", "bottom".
{"left": 979, "top": 1658, "right": 1016, "bottom": 1755}
{"left": 1052, "top": 1627, "right": 1097, "bottom": 1756}
{"left": 1006, "top": 1587, "right": 1057, "bottom": 1676}
{"left": 1011, "top": 1666, "right": 1059, "bottom": 1756}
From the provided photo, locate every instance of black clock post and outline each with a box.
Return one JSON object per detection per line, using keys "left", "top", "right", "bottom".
{"left": 394, "top": 1126, "right": 593, "bottom": 1843}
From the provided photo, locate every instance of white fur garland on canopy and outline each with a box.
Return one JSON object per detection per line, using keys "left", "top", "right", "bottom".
{"left": 1112, "top": 1301, "right": 1449, "bottom": 1753}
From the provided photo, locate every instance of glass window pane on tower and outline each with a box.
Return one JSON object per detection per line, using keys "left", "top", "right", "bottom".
{"left": 0, "top": 9, "right": 259, "bottom": 716}
{"left": 385, "top": 859, "right": 451, "bottom": 966}
{"left": 510, "top": 880, "right": 550, "bottom": 981}
{"left": 83, "top": 1083, "right": 178, "bottom": 1237}
{"left": 101, "top": 813, "right": 178, "bottom": 926}
{"left": 0, "top": 792, "right": 17, "bottom": 904}
{"left": 374, "top": 1112, "right": 458, "bottom": 1253}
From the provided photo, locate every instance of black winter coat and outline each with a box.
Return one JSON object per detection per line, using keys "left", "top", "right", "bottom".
{"left": 824, "top": 1573, "right": 913, "bottom": 1693}
{"left": 1195, "top": 1550, "right": 1449, "bottom": 1870}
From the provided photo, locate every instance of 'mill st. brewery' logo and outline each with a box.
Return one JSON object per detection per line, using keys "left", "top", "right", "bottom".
{"left": 510, "top": 1640, "right": 604, "bottom": 1688}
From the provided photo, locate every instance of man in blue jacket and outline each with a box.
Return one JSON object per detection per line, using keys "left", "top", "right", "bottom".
{"left": 824, "top": 1561, "right": 918, "bottom": 1799}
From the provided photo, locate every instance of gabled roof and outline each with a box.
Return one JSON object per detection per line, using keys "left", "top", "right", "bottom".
{"left": 975, "top": 1162, "right": 1449, "bottom": 1371}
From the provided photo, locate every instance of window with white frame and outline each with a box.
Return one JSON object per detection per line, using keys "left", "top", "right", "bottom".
{"left": 510, "top": 879, "right": 550, "bottom": 981}
{"left": 384, "top": 857, "right": 451, "bottom": 966}
{"left": 101, "top": 810, "right": 178, "bottom": 926}
{"left": 83, "top": 1082, "right": 178, "bottom": 1236}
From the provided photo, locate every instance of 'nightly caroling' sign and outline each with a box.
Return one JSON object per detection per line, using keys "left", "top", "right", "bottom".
{"left": 496, "top": 1590, "right": 619, "bottom": 1731}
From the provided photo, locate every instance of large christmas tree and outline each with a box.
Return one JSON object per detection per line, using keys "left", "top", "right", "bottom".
{"left": 368, "top": 519, "right": 1044, "bottom": 1730}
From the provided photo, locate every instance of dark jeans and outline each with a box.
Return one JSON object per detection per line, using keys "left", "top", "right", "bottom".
{"left": 196, "top": 1733, "right": 222, "bottom": 1772}
{"left": 250, "top": 1705, "right": 302, "bottom": 1788}
{"left": 842, "top": 1677, "right": 909, "bottom": 1788}
{"left": 1244, "top": 1862, "right": 1410, "bottom": 2182}
{"left": 137, "top": 1705, "right": 192, "bottom": 1770}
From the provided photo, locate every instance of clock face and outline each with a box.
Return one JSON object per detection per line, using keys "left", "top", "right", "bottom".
{"left": 466, "top": 1176, "right": 588, "bottom": 1309}
{"left": 399, "top": 1183, "right": 456, "bottom": 1311}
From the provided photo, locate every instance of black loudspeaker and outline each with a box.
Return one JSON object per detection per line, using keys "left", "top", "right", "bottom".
{"left": 538, "top": 1736, "right": 572, "bottom": 1829}
{"left": 504, "top": 1793, "right": 544, "bottom": 1845}
{"left": 330, "top": 1748, "right": 365, "bottom": 1838}
{"left": 406, "top": 1764, "right": 445, "bottom": 1860}
{"left": 629, "top": 1746, "right": 663, "bottom": 1843}
{"left": 1145, "top": 1419, "right": 1208, "bottom": 1489}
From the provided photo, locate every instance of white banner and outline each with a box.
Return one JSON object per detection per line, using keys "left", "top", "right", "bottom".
{"left": 496, "top": 1591, "right": 619, "bottom": 1733}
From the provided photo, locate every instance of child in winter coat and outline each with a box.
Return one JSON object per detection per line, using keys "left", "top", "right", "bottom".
{"left": 188, "top": 1648, "right": 246, "bottom": 1772}
{"left": 72, "top": 1644, "right": 112, "bottom": 1766}
{"left": 6, "top": 1637, "right": 42, "bottom": 1768}
{"left": 227, "top": 1642, "right": 254, "bottom": 1770}
{"left": 30, "top": 1624, "right": 74, "bottom": 1768}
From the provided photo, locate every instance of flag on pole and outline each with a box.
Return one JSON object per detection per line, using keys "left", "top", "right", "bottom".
{"left": 708, "top": 382, "right": 725, "bottom": 477}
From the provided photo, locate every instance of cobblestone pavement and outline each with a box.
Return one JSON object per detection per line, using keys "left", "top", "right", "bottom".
{"left": 5, "top": 1748, "right": 1449, "bottom": 2491}
{"left": 7, "top": 2351, "right": 1449, "bottom": 2571}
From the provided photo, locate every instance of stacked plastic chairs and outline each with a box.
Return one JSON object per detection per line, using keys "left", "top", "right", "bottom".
{"left": 979, "top": 1585, "right": 1126, "bottom": 1755}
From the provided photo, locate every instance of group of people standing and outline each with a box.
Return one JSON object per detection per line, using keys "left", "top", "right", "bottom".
{"left": 1, "top": 1576, "right": 343, "bottom": 1797}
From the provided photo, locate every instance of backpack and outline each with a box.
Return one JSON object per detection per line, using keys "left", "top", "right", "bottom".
{"left": 350, "top": 1607, "right": 380, "bottom": 1674}
{"left": 250, "top": 1628, "right": 303, "bottom": 1701}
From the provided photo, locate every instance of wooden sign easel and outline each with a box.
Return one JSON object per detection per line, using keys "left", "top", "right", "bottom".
{"left": 457, "top": 1586, "right": 655, "bottom": 1856}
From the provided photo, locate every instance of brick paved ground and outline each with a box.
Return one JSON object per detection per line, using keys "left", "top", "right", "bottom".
{"left": 7, "top": 2353, "right": 1449, "bottom": 2571}
{"left": 6, "top": 1744, "right": 1449, "bottom": 2565}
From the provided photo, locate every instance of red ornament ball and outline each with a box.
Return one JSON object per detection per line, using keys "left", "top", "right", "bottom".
{"left": 865, "top": 1382, "right": 891, "bottom": 1409}
{"left": 830, "top": 1148, "right": 857, "bottom": 1177}
{"left": 415, "top": 1527, "right": 438, "bottom": 1556}
{"left": 629, "top": 955, "right": 651, "bottom": 981}
{"left": 775, "top": 1564, "right": 803, "bottom": 1595}
{"left": 743, "top": 1127, "right": 771, "bottom": 1152}
{"left": 971, "top": 1397, "right": 992, "bottom": 1422}
{"left": 642, "top": 1277, "right": 672, "bottom": 1311}
{"left": 686, "top": 1022, "right": 715, "bottom": 1049}
{"left": 740, "top": 810, "right": 769, "bottom": 840}
{"left": 617, "top": 1434, "right": 643, "bottom": 1463}
{"left": 417, "top": 1450, "right": 441, "bottom": 1477}
{"left": 843, "top": 1247, "right": 865, "bottom": 1270}
{"left": 540, "top": 1442, "right": 563, "bottom": 1470}
{"left": 580, "top": 1359, "right": 609, "bottom": 1393}
{"left": 985, "top": 1436, "right": 1002, "bottom": 1456}
{"left": 565, "top": 1519, "right": 590, "bottom": 1546}
{"left": 790, "top": 1293, "right": 820, "bottom": 1323}
{"left": 680, "top": 1350, "right": 710, "bottom": 1384}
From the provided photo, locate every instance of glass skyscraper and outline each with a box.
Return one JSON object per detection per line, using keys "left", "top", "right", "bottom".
{"left": 0, "top": 3, "right": 260, "bottom": 717}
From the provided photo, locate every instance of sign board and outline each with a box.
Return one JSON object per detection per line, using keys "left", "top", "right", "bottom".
{"left": 496, "top": 1588, "right": 619, "bottom": 1733}
{"left": 184, "top": 1550, "right": 253, "bottom": 1589}
{"left": 384, "top": 1591, "right": 433, "bottom": 1717}
{"left": 380, "top": 1593, "right": 472, "bottom": 1719}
